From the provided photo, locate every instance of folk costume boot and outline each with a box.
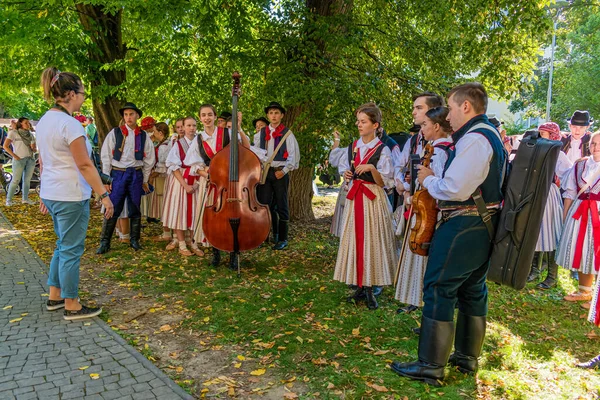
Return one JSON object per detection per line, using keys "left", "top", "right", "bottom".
{"left": 211, "top": 248, "right": 221, "bottom": 267}
{"left": 527, "top": 252, "right": 543, "bottom": 282}
{"left": 273, "top": 220, "right": 289, "bottom": 250}
{"left": 390, "top": 316, "right": 454, "bottom": 386}
{"left": 229, "top": 252, "right": 239, "bottom": 271}
{"left": 96, "top": 217, "right": 118, "bottom": 254}
{"left": 129, "top": 217, "right": 143, "bottom": 251}
{"left": 365, "top": 287, "right": 378, "bottom": 310}
{"left": 537, "top": 251, "right": 558, "bottom": 290}
{"left": 271, "top": 211, "right": 279, "bottom": 244}
{"left": 448, "top": 311, "right": 486, "bottom": 374}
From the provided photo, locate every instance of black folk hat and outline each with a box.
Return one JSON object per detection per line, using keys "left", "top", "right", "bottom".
{"left": 252, "top": 117, "right": 269, "bottom": 129}
{"left": 119, "top": 102, "right": 143, "bottom": 118}
{"left": 264, "top": 101, "right": 286, "bottom": 115}
{"left": 218, "top": 111, "right": 232, "bottom": 120}
{"left": 568, "top": 110, "right": 593, "bottom": 126}
{"left": 408, "top": 123, "right": 421, "bottom": 133}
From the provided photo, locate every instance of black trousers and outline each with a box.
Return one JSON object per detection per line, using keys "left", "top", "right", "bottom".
{"left": 258, "top": 168, "right": 290, "bottom": 225}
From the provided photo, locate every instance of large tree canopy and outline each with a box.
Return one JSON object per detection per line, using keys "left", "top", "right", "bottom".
{"left": 1, "top": 0, "right": 552, "bottom": 219}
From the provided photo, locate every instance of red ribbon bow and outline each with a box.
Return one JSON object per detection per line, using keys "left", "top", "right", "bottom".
{"left": 121, "top": 125, "right": 141, "bottom": 137}
{"left": 571, "top": 199, "right": 600, "bottom": 273}
{"left": 346, "top": 180, "right": 377, "bottom": 288}
{"left": 265, "top": 124, "right": 286, "bottom": 141}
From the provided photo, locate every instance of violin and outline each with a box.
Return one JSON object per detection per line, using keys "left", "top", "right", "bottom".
{"left": 408, "top": 143, "right": 438, "bottom": 256}
{"left": 202, "top": 72, "right": 271, "bottom": 259}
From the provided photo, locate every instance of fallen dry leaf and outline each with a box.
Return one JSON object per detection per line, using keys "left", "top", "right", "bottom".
{"left": 250, "top": 369, "right": 266, "bottom": 376}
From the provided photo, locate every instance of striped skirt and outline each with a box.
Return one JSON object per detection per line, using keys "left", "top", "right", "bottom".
{"left": 330, "top": 184, "right": 349, "bottom": 237}
{"left": 535, "top": 184, "right": 563, "bottom": 251}
{"left": 161, "top": 172, "right": 199, "bottom": 231}
{"left": 556, "top": 198, "right": 600, "bottom": 275}
{"left": 394, "top": 237, "right": 426, "bottom": 307}
{"left": 333, "top": 184, "right": 398, "bottom": 287}
{"left": 147, "top": 173, "right": 167, "bottom": 220}
{"left": 192, "top": 177, "right": 212, "bottom": 247}
{"left": 589, "top": 282, "right": 600, "bottom": 326}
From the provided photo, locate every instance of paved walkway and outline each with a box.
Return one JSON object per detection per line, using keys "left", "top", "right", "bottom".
{"left": 0, "top": 211, "right": 194, "bottom": 400}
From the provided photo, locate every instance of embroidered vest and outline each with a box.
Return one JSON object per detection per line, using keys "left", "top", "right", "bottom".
{"left": 438, "top": 115, "right": 506, "bottom": 209}
{"left": 259, "top": 126, "right": 289, "bottom": 161}
{"left": 113, "top": 126, "right": 147, "bottom": 161}
{"left": 562, "top": 134, "right": 591, "bottom": 158}
{"left": 575, "top": 158, "right": 600, "bottom": 200}
{"left": 380, "top": 131, "right": 399, "bottom": 152}
{"left": 197, "top": 127, "right": 230, "bottom": 166}
{"left": 347, "top": 140, "right": 384, "bottom": 184}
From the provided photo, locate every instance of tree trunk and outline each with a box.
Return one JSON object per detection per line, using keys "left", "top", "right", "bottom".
{"left": 75, "top": 3, "right": 126, "bottom": 143}
{"left": 289, "top": 167, "right": 316, "bottom": 221}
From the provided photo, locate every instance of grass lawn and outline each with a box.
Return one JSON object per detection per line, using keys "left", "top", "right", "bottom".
{"left": 2, "top": 191, "right": 600, "bottom": 399}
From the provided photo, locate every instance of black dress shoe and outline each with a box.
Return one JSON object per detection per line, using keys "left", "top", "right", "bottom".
{"left": 272, "top": 240, "right": 288, "bottom": 250}
{"left": 130, "top": 240, "right": 142, "bottom": 251}
{"left": 397, "top": 305, "right": 419, "bottom": 314}
{"left": 96, "top": 243, "right": 111, "bottom": 254}
{"left": 347, "top": 286, "right": 365, "bottom": 303}
{"left": 577, "top": 354, "right": 600, "bottom": 369}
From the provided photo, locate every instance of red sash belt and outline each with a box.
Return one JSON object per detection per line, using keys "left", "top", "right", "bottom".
{"left": 182, "top": 167, "right": 198, "bottom": 230}
{"left": 571, "top": 199, "right": 600, "bottom": 272}
{"left": 346, "top": 179, "right": 377, "bottom": 287}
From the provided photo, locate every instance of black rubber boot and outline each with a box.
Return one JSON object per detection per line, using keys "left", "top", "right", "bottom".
{"left": 390, "top": 316, "right": 454, "bottom": 386}
{"left": 448, "top": 311, "right": 486, "bottom": 374}
{"left": 96, "top": 217, "right": 118, "bottom": 254}
{"left": 129, "top": 217, "right": 142, "bottom": 251}
{"left": 211, "top": 248, "right": 221, "bottom": 266}
{"left": 347, "top": 286, "right": 365, "bottom": 303}
{"left": 273, "top": 220, "right": 289, "bottom": 250}
{"left": 537, "top": 251, "right": 558, "bottom": 290}
{"left": 228, "top": 252, "right": 239, "bottom": 271}
{"left": 365, "top": 287, "right": 378, "bottom": 310}
{"left": 527, "top": 252, "right": 542, "bottom": 282}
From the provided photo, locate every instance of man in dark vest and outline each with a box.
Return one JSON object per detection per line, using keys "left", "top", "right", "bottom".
{"left": 97, "top": 102, "right": 155, "bottom": 254}
{"left": 561, "top": 110, "right": 593, "bottom": 164}
{"left": 391, "top": 83, "right": 505, "bottom": 385}
{"left": 254, "top": 101, "right": 300, "bottom": 250}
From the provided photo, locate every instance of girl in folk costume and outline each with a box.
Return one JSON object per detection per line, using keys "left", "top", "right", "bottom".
{"left": 556, "top": 132, "right": 600, "bottom": 304}
{"left": 527, "top": 122, "right": 573, "bottom": 289}
{"left": 139, "top": 116, "right": 157, "bottom": 222}
{"left": 162, "top": 117, "right": 204, "bottom": 257}
{"left": 395, "top": 107, "right": 453, "bottom": 314}
{"left": 184, "top": 105, "right": 252, "bottom": 269}
{"left": 329, "top": 130, "right": 349, "bottom": 237}
{"left": 333, "top": 103, "right": 398, "bottom": 310}
{"left": 148, "top": 122, "right": 173, "bottom": 242}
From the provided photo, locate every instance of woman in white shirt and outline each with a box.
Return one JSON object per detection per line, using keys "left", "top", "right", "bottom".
{"left": 37, "top": 67, "right": 114, "bottom": 321}
{"left": 3, "top": 117, "right": 37, "bottom": 205}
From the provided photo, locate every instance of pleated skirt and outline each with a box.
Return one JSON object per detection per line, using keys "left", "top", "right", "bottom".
{"left": 394, "top": 237, "right": 426, "bottom": 307}
{"left": 330, "top": 184, "right": 349, "bottom": 237}
{"left": 556, "top": 198, "right": 600, "bottom": 274}
{"left": 147, "top": 173, "right": 167, "bottom": 220}
{"left": 192, "top": 177, "right": 212, "bottom": 247}
{"left": 589, "top": 283, "right": 600, "bottom": 326}
{"left": 161, "top": 172, "right": 199, "bottom": 231}
{"left": 535, "top": 184, "right": 563, "bottom": 251}
{"left": 333, "top": 184, "right": 398, "bottom": 287}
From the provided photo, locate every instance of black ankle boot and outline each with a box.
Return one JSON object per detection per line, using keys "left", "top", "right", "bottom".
{"left": 391, "top": 316, "right": 455, "bottom": 386}
{"left": 347, "top": 286, "right": 365, "bottom": 303}
{"left": 273, "top": 219, "right": 289, "bottom": 250}
{"left": 527, "top": 252, "right": 542, "bottom": 282}
{"left": 211, "top": 248, "right": 221, "bottom": 266}
{"left": 365, "top": 287, "right": 378, "bottom": 310}
{"left": 448, "top": 311, "right": 486, "bottom": 374}
{"left": 537, "top": 251, "right": 558, "bottom": 290}
{"left": 96, "top": 217, "right": 118, "bottom": 254}
{"left": 229, "top": 252, "right": 239, "bottom": 271}
{"left": 129, "top": 217, "right": 142, "bottom": 251}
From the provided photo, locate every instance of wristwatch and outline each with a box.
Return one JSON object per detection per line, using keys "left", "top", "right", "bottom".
{"left": 99, "top": 191, "right": 110, "bottom": 200}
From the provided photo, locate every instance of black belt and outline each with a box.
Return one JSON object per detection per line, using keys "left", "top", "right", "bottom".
{"left": 112, "top": 166, "right": 143, "bottom": 172}
{"left": 270, "top": 166, "right": 284, "bottom": 172}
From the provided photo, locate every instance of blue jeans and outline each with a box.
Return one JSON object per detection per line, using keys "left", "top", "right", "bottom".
{"left": 7, "top": 156, "right": 35, "bottom": 202}
{"left": 42, "top": 199, "right": 90, "bottom": 299}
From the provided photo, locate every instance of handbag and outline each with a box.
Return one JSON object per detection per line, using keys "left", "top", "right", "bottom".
{"left": 260, "top": 130, "right": 293, "bottom": 184}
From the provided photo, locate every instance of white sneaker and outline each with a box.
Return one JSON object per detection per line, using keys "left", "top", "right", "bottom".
{"left": 5, "top": 201, "right": 13, "bottom": 206}
{"left": 22, "top": 200, "right": 36, "bottom": 205}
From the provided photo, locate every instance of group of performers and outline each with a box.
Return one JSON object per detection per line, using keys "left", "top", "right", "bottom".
{"left": 95, "top": 101, "right": 299, "bottom": 270}
{"left": 89, "top": 83, "right": 600, "bottom": 385}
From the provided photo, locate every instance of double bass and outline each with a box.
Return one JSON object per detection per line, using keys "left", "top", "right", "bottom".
{"left": 203, "top": 72, "right": 271, "bottom": 272}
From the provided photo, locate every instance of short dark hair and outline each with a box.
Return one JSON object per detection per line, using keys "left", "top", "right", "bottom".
{"left": 412, "top": 92, "right": 445, "bottom": 109}
{"left": 448, "top": 83, "right": 487, "bottom": 114}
